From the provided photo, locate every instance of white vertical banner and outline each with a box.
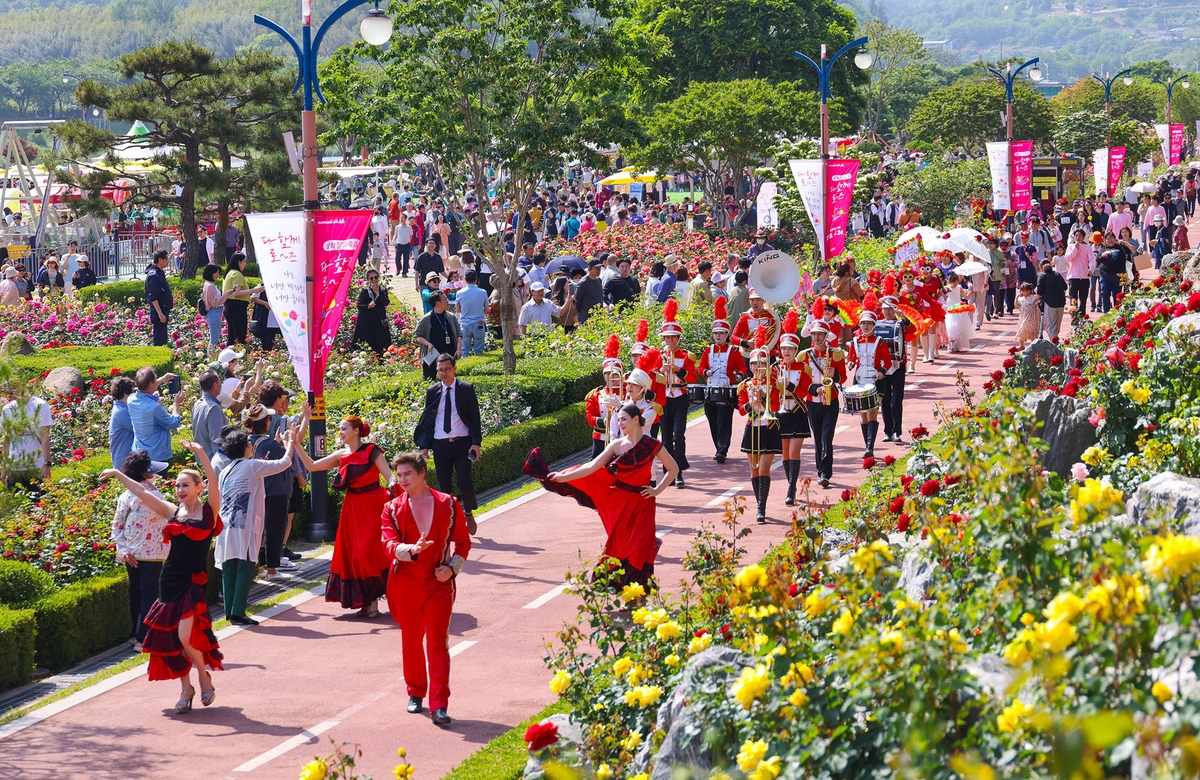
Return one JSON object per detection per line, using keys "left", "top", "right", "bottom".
{"left": 756, "top": 181, "right": 779, "bottom": 230}
{"left": 1155, "top": 124, "right": 1170, "bottom": 163}
{"left": 244, "top": 212, "right": 310, "bottom": 393}
{"left": 788, "top": 159, "right": 825, "bottom": 262}
{"left": 1094, "top": 148, "right": 1110, "bottom": 197}
{"left": 986, "top": 141, "right": 1011, "bottom": 210}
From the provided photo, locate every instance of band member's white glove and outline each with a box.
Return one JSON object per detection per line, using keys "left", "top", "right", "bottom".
{"left": 448, "top": 554, "right": 466, "bottom": 576}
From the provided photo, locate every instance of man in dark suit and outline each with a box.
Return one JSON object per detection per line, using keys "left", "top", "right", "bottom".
{"left": 414, "top": 354, "right": 482, "bottom": 534}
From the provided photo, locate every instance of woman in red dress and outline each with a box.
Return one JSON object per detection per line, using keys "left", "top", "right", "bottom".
{"left": 101, "top": 440, "right": 223, "bottom": 714}
{"left": 296, "top": 415, "right": 395, "bottom": 618}
{"left": 524, "top": 403, "right": 679, "bottom": 587}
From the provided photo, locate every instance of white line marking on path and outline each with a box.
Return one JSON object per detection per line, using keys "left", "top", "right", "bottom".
{"left": 994, "top": 330, "right": 1011, "bottom": 340}
{"left": 938, "top": 360, "right": 959, "bottom": 372}
{"left": 909, "top": 380, "right": 925, "bottom": 388}
{"left": 686, "top": 415, "right": 707, "bottom": 429}
{"left": 835, "top": 425, "right": 849, "bottom": 435}
{"left": 970, "top": 344, "right": 987, "bottom": 352}
{"left": 523, "top": 585, "right": 567, "bottom": 610}
{"left": 704, "top": 487, "right": 742, "bottom": 507}
{"left": 231, "top": 640, "right": 477, "bottom": 774}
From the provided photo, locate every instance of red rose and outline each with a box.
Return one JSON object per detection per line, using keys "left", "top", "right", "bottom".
{"left": 896, "top": 513, "right": 911, "bottom": 532}
{"left": 883, "top": 455, "right": 896, "bottom": 466}
{"left": 524, "top": 721, "right": 559, "bottom": 751}
{"left": 1049, "top": 355, "right": 1063, "bottom": 366}
{"left": 694, "top": 628, "right": 709, "bottom": 637}
{"left": 911, "top": 425, "right": 929, "bottom": 440}
{"left": 787, "top": 582, "right": 800, "bottom": 598}
{"left": 889, "top": 495, "right": 906, "bottom": 514}
{"left": 1002, "top": 358, "right": 1016, "bottom": 369}
{"left": 919, "top": 478, "right": 941, "bottom": 496}
{"left": 863, "top": 457, "right": 876, "bottom": 469}
{"left": 900, "top": 475, "right": 915, "bottom": 490}
{"left": 55, "top": 542, "right": 69, "bottom": 553}
{"left": 841, "top": 489, "right": 853, "bottom": 501}
{"left": 1183, "top": 280, "right": 1195, "bottom": 292}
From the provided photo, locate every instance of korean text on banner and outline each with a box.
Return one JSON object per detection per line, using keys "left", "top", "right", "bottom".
{"left": 824, "top": 159, "right": 859, "bottom": 260}
{"left": 1155, "top": 124, "right": 1170, "bottom": 164}
{"left": 1010, "top": 141, "right": 1033, "bottom": 211}
{"left": 789, "top": 159, "right": 825, "bottom": 260}
{"left": 986, "top": 142, "right": 1011, "bottom": 210}
{"left": 246, "top": 212, "right": 310, "bottom": 393}
{"left": 894, "top": 236, "right": 922, "bottom": 265}
{"left": 756, "top": 181, "right": 779, "bottom": 229}
{"left": 312, "top": 211, "right": 373, "bottom": 396}
{"left": 1094, "top": 148, "right": 1110, "bottom": 197}
{"left": 1169, "top": 124, "right": 1185, "bottom": 165}
{"left": 1108, "top": 147, "right": 1126, "bottom": 196}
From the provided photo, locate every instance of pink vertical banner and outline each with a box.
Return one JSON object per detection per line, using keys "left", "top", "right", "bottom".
{"left": 312, "top": 210, "right": 373, "bottom": 395}
{"left": 1108, "top": 146, "right": 1126, "bottom": 196}
{"left": 824, "top": 159, "right": 860, "bottom": 259}
{"left": 1010, "top": 141, "right": 1033, "bottom": 211}
{"left": 1170, "top": 124, "right": 1185, "bottom": 165}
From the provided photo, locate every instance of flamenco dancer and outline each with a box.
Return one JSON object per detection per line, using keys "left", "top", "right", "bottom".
{"left": 738, "top": 327, "right": 782, "bottom": 523}
{"left": 101, "top": 440, "right": 223, "bottom": 714}
{"left": 847, "top": 305, "right": 892, "bottom": 459}
{"left": 773, "top": 310, "right": 810, "bottom": 506}
{"left": 296, "top": 416, "right": 395, "bottom": 618}
{"left": 697, "top": 297, "right": 745, "bottom": 464}
{"left": 585, "top": 335, "right": 625, "bottom": 459}
{"left": 525, "top": 402, "right": 679, "bottom": 588}
{"left": 657, "top": 300, "right": 697, "bottom": 487}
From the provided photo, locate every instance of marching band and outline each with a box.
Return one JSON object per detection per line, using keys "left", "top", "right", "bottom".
{"left": 772, "top": 311, "right": 810, "bottom": 507}
{"left": 737, "top": 327, "right": 782, "bottom": 524}
{"left": 657, "top": 301, "right": 697, "bottom": 488}
{"left": 697, "top": 297, "right": 746, "bottom": 464}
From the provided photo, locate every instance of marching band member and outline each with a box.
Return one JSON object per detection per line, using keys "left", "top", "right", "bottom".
{"left": 630, "top": 319, "right": 665, "bottom": 435}
{"left": 619, "top": 349, "right": 662, "bottom": 442}
{"left": 731, "top": 289, "right": 780, "bottom": 361}
{"left": 697, "top": 297, "right": 746, "bottom": 464}
{"left": 585, "top": 335, "right": 625, "bottom": 459}
{"left": 772, "top": 310, "right": 810, "bottom": 506}
{"left": 877, "top": 295, "right": 908, "bottom": 444}
{"left": 738, "top": 327, "right": 782, "bottom": 524}
{"left": 657, "top": 300, "right": 697, "bottom": 488}
{"left": 801, "top": 295, "right": 843, "bottom": 344}
{"left": 799, "top": 321, "right": 847, "bottom": 489}
{"left": 846, "top": 304, "right": 892, "bottom": 459}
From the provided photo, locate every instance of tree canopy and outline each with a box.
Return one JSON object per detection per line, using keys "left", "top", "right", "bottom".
{"left": 907, "top": 80, "right": 1052, "bottom": 151}
{"left": 890, "top": 156, "right": 990, "bottom": 228}
{"left": 1049, "top": 78, "right": 1159, "bottom": 124}
{"left": 859, "top": 21, "right": 944, "bottom": 141}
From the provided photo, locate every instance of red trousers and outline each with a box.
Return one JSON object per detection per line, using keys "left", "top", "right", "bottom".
{"left": 386, "top": 573, "right": 455, "bottom": 710}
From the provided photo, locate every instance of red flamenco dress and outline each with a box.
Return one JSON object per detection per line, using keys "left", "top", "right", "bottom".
{"left": 325, "top": 442, "right": 393, "bottom": 608}
{"left": 524, "top": 436, "right": 661, "bottom": 587}
{"left": 142, "top": 504, "right": 224, "bottom": 681}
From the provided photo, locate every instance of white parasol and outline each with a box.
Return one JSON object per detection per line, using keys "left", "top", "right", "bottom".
{"left": 954, "top": 260, "right": 991, "bottom": 277}
{"left": 1129, "top": 182, "right": 1157, "bottom": 194}
{"left": 894, "top": 225, "right": 940, "bottom": 245}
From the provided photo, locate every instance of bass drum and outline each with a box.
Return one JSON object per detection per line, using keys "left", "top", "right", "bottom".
{"left": 842, "top": 383, "right": 880, "bottom": 412}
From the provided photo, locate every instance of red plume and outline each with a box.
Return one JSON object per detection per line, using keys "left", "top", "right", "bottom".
{"left": 862, "top": 291, "right": 878, "bottom": 314}
{"left": 713, "top": 296, "right": 727, "bottom": 322}
{"left": 663, "top": 298, "right": 678, "bottom": 324}
{"left": 782, "top": 308, "right": 799, "bottom": 335}
{"left": 637, "top": 348, "right": 662, "bottom": 373}
{"left": 754, "top": 325, "right": 768, "bottom": 351}
{"left": 635, "top": 319, "right": 649, "bottom": 344}
{"left": 604, "top": 334, "right": 621, "bottom": 360}
{"left": 812, "top": 297, "right": 826, "bottom": 320}
{"left": 882, "top": 274, "right": 897, "bottom": 298}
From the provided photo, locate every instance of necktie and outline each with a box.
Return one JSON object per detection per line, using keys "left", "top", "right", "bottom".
{"left": 443, "top": 385, "right": 453, "bottom": 434}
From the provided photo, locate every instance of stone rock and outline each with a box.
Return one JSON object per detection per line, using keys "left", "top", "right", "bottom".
{"left": 898, "top": 546, "right": 936, "bottom": 602}
{"left": 1021, "top": 390, "right": 1097, "bottom": 477}
{"left": 523, "top": 713, "right": 589, "bottom": 780}
{"left": 1181, "top": 250, "right": 1200, "bottom": 288}
{"left": 1019, "top": 338, "right": 1062, "bottom": 386}
{"left": 963, "top": 654, "right": 1017, "bottom": 700}
{"left": 1160, "top": 250, "right": 1193, "bottom": 272}
{"left": 41, "top": 366, "right": 86, "bottom": 397}
{"left": 1126, "top": 471, "right": 1200, "bottom": 536}
{"left": 819, "top": 527, "right": 854, "bottom": 554}
{"left": 0, "top": 332, "right": 35, "bottom": 356}
{"left": 1164, "top": 313, "right": 1200, "bottom": 341}
{"left": 906, "top": 449, "right": 944, "bottom": 478}
{"left": 634, "top": 646, "right": 753, "bottom": 780}
{"left": 1061, "top": 347, "right": 1079, "bottom": 370}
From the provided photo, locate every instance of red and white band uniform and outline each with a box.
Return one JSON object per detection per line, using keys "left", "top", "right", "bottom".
{"left": 657, "top": 348, "right": 697, "bottom": 477}
{"left": 731, "top": 308, "right": 780, "bottom": 357}
{"left": 697, "top": 343, "right": 746, "bottom": 462}
{"left": 382, "top": 488, "right": 471, "bottom": 714}
{"left": 737, "top": 377, "right": 782, "bottom": 441}
{"left": 801, "top": 313, "right": 843, "bottom": 343}
{"left": 799, "top": 343, "right": 848, "bottom": 484}
{"left": 585, "top": 382, "right": 623, "bottom": 457}
{"left": 613, "top": 392, "right": 659, "bottom": 444}
{"left": 848, "top": 329, "right": 892, "bottom": 456}
{"left": 697, "top": 343, "right": 745, "bottom": 385}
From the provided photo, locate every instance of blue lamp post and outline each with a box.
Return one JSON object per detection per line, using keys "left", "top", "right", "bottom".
{"left": 1092, "top": 69, "right": 1132, "bottom": 146}
{"left": 61, "top": 73, "right": 86, "bottom": 121}
{"left": 1153, "top": 73, "right": 1191, "bottom": 125}
{"left": 254, "top": 0, "right": 393, "bottom": 541}
{"left": 987, "top": 58, "right": 1043, "bottom": 142}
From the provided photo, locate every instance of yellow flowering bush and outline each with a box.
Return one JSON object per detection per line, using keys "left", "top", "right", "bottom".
{"left": 1142, "top": 533, "right": 1200, "bottom": 580}
{"left": 731, "top": 664, "right": 771, "bottom": 709}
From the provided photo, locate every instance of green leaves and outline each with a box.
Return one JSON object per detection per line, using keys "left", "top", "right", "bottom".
{"left": 907, "top": 80, "right": 1052, "bottom": 152}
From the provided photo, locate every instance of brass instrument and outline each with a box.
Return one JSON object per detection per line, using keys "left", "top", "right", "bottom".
{"left": 819, "top": 377, "right": 836, "bottom": 406}
{"left": 750, "top": 373, "right": 776, "bottom": 424}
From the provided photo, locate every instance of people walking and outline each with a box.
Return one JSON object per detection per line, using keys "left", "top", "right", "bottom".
{"left": 414, "top": 355, "right": 483, "bottom": 536}
{"left": 109, "top": 450, "right": 169, "bottom": 651}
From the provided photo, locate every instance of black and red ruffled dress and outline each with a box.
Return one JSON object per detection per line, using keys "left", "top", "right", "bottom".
{"left": 325, "top": 442, "right": 392, "bottom": 609}
{"left": 142, "top": 504, "right": 225, "bottom": 681}
{"left": 524, "top": 435, "right": 661, "bottom": 587}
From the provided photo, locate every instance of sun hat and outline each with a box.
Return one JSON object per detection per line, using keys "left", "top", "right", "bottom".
{"left": 3, "top": 267, "right": 16, "bottom": 279}
{"left": 217, "top": 347, "right": 244, "bottom": 366}
{"left": 424, "top": 271, "right": 442, "bottom": 283}
{"left": 1174, "top": 215, "right": 1186, "bottom": 225}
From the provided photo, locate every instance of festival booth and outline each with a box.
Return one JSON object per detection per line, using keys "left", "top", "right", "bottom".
{"left": 1031, "top": 156, "right": 1084, "bottom": 204}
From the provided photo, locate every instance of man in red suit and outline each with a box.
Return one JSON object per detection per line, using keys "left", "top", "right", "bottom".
{"left": 382, "top": 452, "right": 472, "bottom": 726}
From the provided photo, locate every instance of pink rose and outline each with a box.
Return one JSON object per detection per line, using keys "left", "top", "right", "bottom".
{"left": 1070, "top": 462, "right": 1088, "bottom": 482}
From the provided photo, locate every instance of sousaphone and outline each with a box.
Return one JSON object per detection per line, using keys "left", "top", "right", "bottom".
{"left": 749, "top": 250, "right": 801, "bottom": 304}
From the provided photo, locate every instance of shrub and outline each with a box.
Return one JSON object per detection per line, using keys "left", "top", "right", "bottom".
{"left": 78, "top": 277, "right": 261, "bottom": 308}
{"left": 12, "top": 346, "right": 174, "bottom": 380}
{"left": 0, "top": 606, "right": 36, "bottom": 690}
{"left": 0, "top": 560, "right": 54, "bottom": 605}
{"left": 468, "top": 402, "right": 592, "bottom": 492}
{"left": 33, "top": 569, "right": 131, "bottom": 671}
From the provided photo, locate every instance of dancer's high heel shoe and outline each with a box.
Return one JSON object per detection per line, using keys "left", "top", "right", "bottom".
{"left": 200, "top": 673, "right": 216, "bottom": 707}
{"left": 175, "top": 686, "right": 195, "bottom": 714}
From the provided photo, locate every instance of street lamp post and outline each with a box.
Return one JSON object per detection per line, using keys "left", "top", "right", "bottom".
{"left": 61, "top": 73, "right": 86, "bottom": 121}
{"left": 987, "top": 58, "right": 1043, "bottom": 142}
{"left": 254, "top": 0, "right": 393, "bottom": 542}
{"left": 1091, "top": 68, "right": 1132, "bottom": 146}
{"left": 794, "top": 37, "right": 872, "bottom": 258}
{"left": 1153, "top": 73, "right": 1191, "bottom": 125}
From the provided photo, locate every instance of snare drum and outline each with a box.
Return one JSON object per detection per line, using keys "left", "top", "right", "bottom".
{"left": 687, "top": 384, "right": 708, "bottom": 403}
{"left": 842, "top": 382, "right": 880, "bottom": 412}
{"left": 703, "top": 385, "right": 737, "bottom": 405}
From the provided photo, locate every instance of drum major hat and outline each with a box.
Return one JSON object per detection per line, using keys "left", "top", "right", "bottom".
{"left": 626, "top": 348, "right": 661, "bottom": 389}
{"left": 859, "top": 310, "right": 877, "bottom": 323}
{"left": 881, "top": 296, "right": 899, "bottom": 309}
{"left": 711, "top": 296, "right": 730, "bottom": 332}
{"left": 602, "top": 334, "right": 624, "bottom": 375}
{"left": 660, "top": 299, "right": 682, "bottom": 337}
{"left": 778, "top": 309, "right": 801, "bottom": 349}
{"left": 631, "top": 319, "right": 650, "bottom": 356}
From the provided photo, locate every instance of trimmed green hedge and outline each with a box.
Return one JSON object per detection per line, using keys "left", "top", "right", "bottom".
{"left": 0, "top": 560, "right": 53, "bottom": 606}
{"left": 33, "top": 570, "right": 131, "bottom": 671}
{"left": 79, "top": 276, "right": 262, "bottom": 308}
{"left": 13, "top": 346, "right": 174, "bottom": 381}
{"left": 466, "top": 402, "right": 592, "bottom": 493}
{"left": 0, "top": 607, "right": 36, "bottom": 690}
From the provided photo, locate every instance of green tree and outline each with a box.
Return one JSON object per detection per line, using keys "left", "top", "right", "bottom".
{"left": 626, "top": 0, "right": 867, "bottom": 121}
{"left": 1052, "top": 110, "right": 1108, "bottom": 158}
{"left": 860, "top": 21, "right": 940, "bottom": 140}
{"left": 632, "top": 79, "right": 822, "bottom": 229}
{"left": 54, "top": 41, "right": 299, "bottom": 277}
{"left": 328, "top": 0, "right": 640, "bottom": 373}
{"left": 907, "top": 80, "right": 1052, "bottom": 152}
{"left": 890, "top": 156, "right": 990, "bottom": 228}
{"left": 1049, "top": 77, "right": 1158, "bottom": 123}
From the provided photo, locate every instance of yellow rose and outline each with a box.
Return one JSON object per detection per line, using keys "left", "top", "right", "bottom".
{"left": 831, "top": 609, "right": 854, "bottom": 637}
{"left": 788, "top": 688, "right": 809, "bottom": 708}
{"left": 803, "top": 588, "right": 835, "bottom": 618}
{"left": 1131, "top": 386, "right": 1151, "bottom": 404}
{"left": 1069, "top": 478, "right": 1125, "bottom": 526}
{"left": 749, "top": 757, "right": 782, "bottom": 780}
{"left": 1152, "top": 681, "right": 1173, "bottom": 704}
{"left": 851, "top": 540, "right": 894, "bottom": 577}
{"left": 640, "top": 608, "right": 669, "bottom": 629}
{"left": 627, "top": 664, "right": 651, "bottom": 686}
{"left": 880, "top": 628, "right": 905, "bottom": 652}
{"left": 1080, "top": 445, "right": 1108, "bottom": 466}
{"left": 623, "top": 685, "right": 663, "bottom": 708}
{"left": 549, "top": 670, "right": 572, "bottom": 695}
{"left": 300, "top": 761, "right": 328, "bottom": 780}
{"left": 734, "top": 564, "right": 768, "bottom": 592}
{"left": 1002, "top": 629, "right": 1038, "bottom": 665}
{"left": 732, "top": 664, "right": 771, "bottom": 709}
{"left": 736, "top": 738, "right": 769, "bottom": 772}
{"left": 687, "top": 633, "right": 713, "bottom": 655}
{"left": 392, "top": 765, "right": 414, "bottom": 780}
{"left": 621, "top": 582, "right": 646, "bottom": 603}
{"left": 596, "top": 764, "right": 613, "bottom": 780}
{"left": 786, "top": 662, "right": 815, "bottom": 685}
{"left": 612, "top": 657, "right": 633, "bottom": 677}
{"left": 1143, "top": 534, "right": 1200, "bottom": 580}
{"left": 630, "top": 775, "right": 649, "bottom": 780}
{"left": 624, "top": 731, "right": 644, "bottom": 751}
{"left": 631, "top": 607, "right": 650, "bottom": 625}
{"left": 935, "top": 628, "right": 968, "bottom": 653}
{"left": 1034, "top": 617, "right": 1077, "bottom": 654}
{"left": 396, "top": 748, "right": 407, "bottom": 758}
{"left": 1082, "top": 583, "right": 1114, "bottom": 620}
{"left": 1020, "top": 612, "right": 1036, "bottom": 627}
{"left": 1043, "top": 592, "right": 1084, "bottom": 623}
{"left": 665, "top": 654, "right": 680, "bottom": 667}
{"left": 656, "top": 621, "right": 682, "bottom": 642}
{"left": 997, "top": 699, "right": 1032, "bottom": 733}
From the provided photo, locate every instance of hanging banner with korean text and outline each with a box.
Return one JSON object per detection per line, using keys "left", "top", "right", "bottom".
{"left": 1094, "top": 148, "right": 1109, "bottom": 197}
{"left": 312, "top": 211, "right": 373, "bottom": 396}
{"left": 246, "top": 212, "right": 309, "bottom": 392}
{"left": 824, "top": 159, "right": 860, "bottom": 260}
{"left": 1170, "top": 124, "right": 1185, "bottom": 165}
{"left": 789, "top": 159, "right": 825, "bottom": 260}
{"left": 1108, "top": 146, "right": 1126, "bottom": 196}
{"left": 1010, "top": 141, "right": 1033, "bottom": 211}
{"left": 986, "top": 141, "right": 1011, "bottom": 210}
{"left": 756, "top": 181, "right": 779, "bottom": 230}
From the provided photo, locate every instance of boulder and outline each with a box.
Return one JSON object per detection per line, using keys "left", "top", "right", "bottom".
{"left": 41, "top": 366, "right": 86, "bottom": 397}
{"left": 523, "top": 713, "right": 589, "bottom": 780}
{"left": 963, "top": 654, "right": 1017, "bottom": 700}
{"left": 906, "top": 449, "right": 945, "bottom": 479}
{"left": 633, "top": 646, "right": 753, "bottom": 779}
{"left": 1021, "top": 390, "right": 1097, "bottom": 477}
{"left": 1126, "top": 471, "right": 1200, "bottom": 536}
{"left": 1019, "top": 338, "right": 1062, "bottom": 386}
{"left": 898, "top": 546, "right": 937, "bottom": 602}
{"left": 819, "top": 527, "right": 854, "bottom": 554}
{"left": 1181, "top": 250, "right": 1200, "bottom": 288}
{"left": 1163, "top": 313, "right": 1200, "bottom": 341}
{"left": 0, "top": 332, "right": 35, "bottom": 356}
{"left": 1160, "top": 250, "right": 1193, "bottom": 272}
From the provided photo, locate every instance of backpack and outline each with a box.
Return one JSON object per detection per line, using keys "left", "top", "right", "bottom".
{"left": 197, "top": 287, "right": 209, "bottom": 316}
